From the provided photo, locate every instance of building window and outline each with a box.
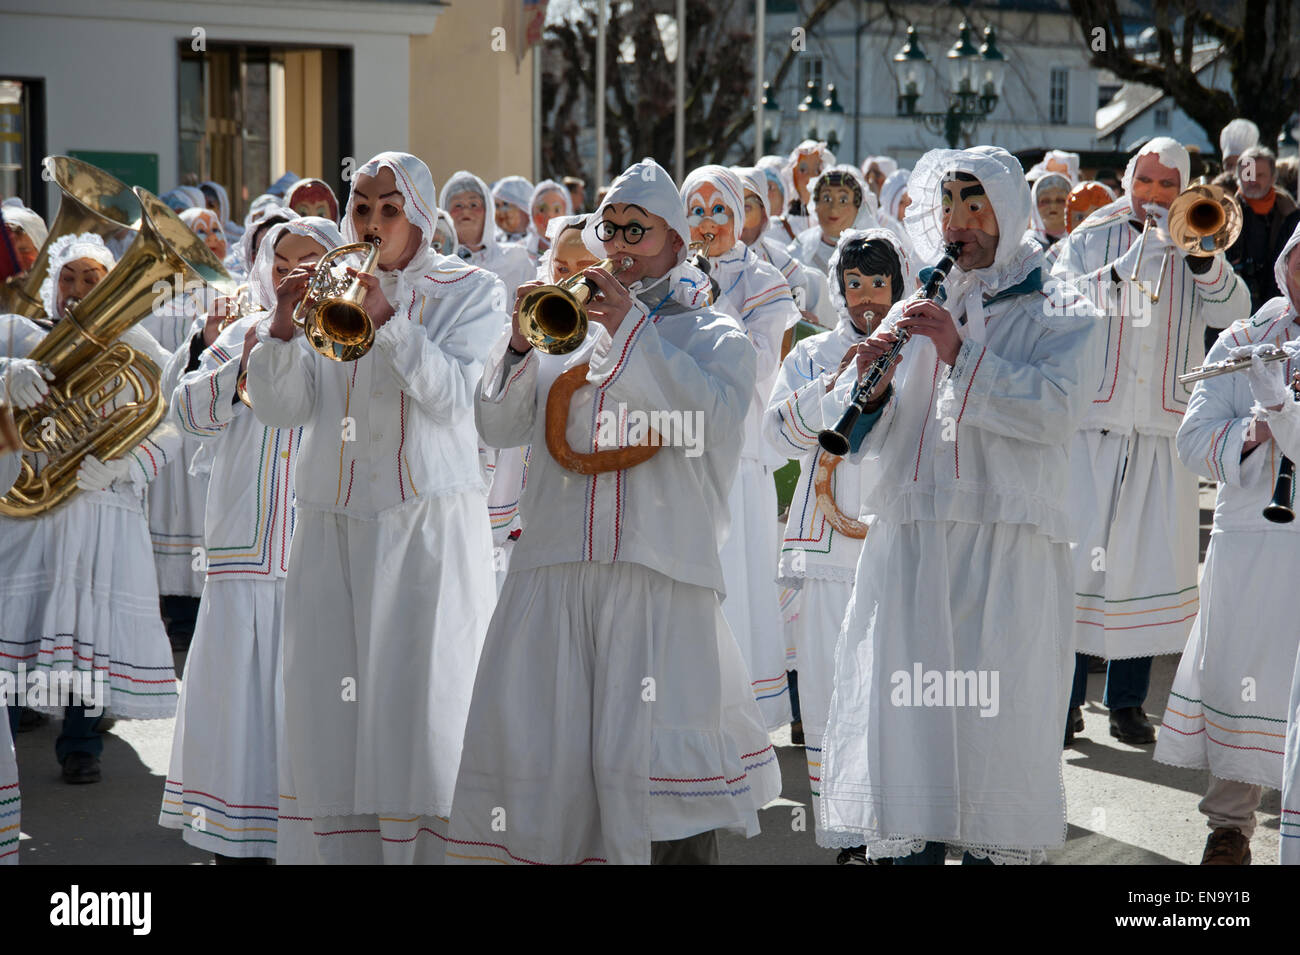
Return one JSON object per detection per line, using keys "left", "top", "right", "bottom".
{"left": 1098, "top": 84, "right": 1121, "bottom": 109}
{"left": 798, "top": 55, "right": 824, "bottom": 108}
{"left": 178, "top": 43, "right": 351, "bottom": 222}
{"left": 0, "top": 78, "right": 45, "bottom": 216}
{"left": 1154, "top": 106, "right": 1170, "bottom": 129}
{"left": 1050, "top": 68, "right": 1068, "bottom": 125}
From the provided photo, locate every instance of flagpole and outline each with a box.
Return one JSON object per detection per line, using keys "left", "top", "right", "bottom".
{"left": 754, "top": 0, "right": 765, "bottom": 163}
{"left": 674, "top": 0, "right": 685, "bottom": 183}
{"left": 595, "top": 0, "right": 607, "bottom": 190}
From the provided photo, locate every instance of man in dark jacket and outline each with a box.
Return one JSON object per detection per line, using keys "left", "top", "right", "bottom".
{"left": 1228, "top": 145, "right": 1300, "bottom": 313}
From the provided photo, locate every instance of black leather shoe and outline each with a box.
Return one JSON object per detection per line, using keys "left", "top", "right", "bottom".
{"left": 61, "top": 752, "right": 101, "bottom": 784}
{"left": 1108, "top": 706, "right": 1156, "bottom": 744}
{"left": 789, "top": 720, "right": 805, "bottom": 745}
{"left": 1064, "top": 706, "right": 1084, "bottom": 747}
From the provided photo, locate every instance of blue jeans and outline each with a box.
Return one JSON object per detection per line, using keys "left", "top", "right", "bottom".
{"left": 55, "top": 706, "right": 103, "bottom": 762}
{"left": 893, "top": 841, "right": 994, "bottom": 866}
{"left": 1069, "top": 653, "right": 1152, "bottom": 710}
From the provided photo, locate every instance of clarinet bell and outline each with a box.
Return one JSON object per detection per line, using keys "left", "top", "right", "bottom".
{"left": 1264, "top": 457, "right": 1296, "bottom": 524}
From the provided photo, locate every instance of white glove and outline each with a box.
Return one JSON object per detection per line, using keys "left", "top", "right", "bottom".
{"left": 2, "top": 358, "right": 55, "bottom": 410}
{"left": 1114, "top": 236, "right": 1169, "bottom": 288}
{"left": 1230, "top": 344, "right": 1291, "bottom": 408}
{"left": 76, "top": 453, "right": 133, "bottom": 491}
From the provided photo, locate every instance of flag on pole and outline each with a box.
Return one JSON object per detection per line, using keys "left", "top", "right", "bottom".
{"left": 509, "top": 0, "right": 550, "bottom": 69}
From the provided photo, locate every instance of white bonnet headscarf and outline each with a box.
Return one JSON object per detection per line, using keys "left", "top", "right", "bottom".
{"left": 530, "top": 179, "right": 573, "bottom": 218}
{"left": 245, "top": 194, "right": 281, "bottom": 230}
{"left": 807, "top": 163, "right": 879, "bottom": 231}
{"left": 1274, "top": 219, "right": 1300, "bottom": 313}
{"left": 1026, "top": 149, "right": 1081, "bottom": 185}
{"left": 1220, "top": 119, "right": 1260, "bottom": 159}
{"left": 680, "top": 165, "right": 746, "bottom": 242}
{"left": 879, "top": 169, "right": 911, "bottom": 222}
{"left": 861, "top": 155, "right": 899, "bottom": 180}
{"left": 247, "top": 216, "right": 344, "bottom": 311}
{"left": 438, "top": 169, "right": 499, "bottom": 253}
{"left": 784, "top": 140, "right": 837, "bottom": 205}
{"left": 2, "top": 204, "right": 47, "bottom": 249}
{"left": 732, "top": 166, "right": 771, "bottom": 218}
{"left": 179, "top": 207, "right": 227, "bottom": 250}
{"left": 1121, "top": 137, "right": 1189, "bottom": 197}
{"left": 352, "top": 151, "right": 439, "bottom": 249}
{"left": 493, "top": 175, "right": 535, "bottom": 215}
{"left": 756, "top": 156, "right": 787, "bottom": 210}
{"left": 582, "top": 158, "right": 693, "bottom": 267}
{"left": 1029, "top": 172, "right": 1072, "bottom": 236}
{"left": 38, "top": 232, "right": 116, "bottom": 318}
{"left": 825, "top": 226, "right": 913, "bottom": 322}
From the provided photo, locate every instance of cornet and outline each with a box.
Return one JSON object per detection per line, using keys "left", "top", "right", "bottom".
{"left": 517, "top": 255, "right": 635, "bottom": 355}
{"left": 686, "top": 233, "right": 719, "bottom": 304}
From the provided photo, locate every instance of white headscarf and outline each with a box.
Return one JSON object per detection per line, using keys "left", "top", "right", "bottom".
{"left": 732, "top": 166, "right": 771, "bottom": 218}
{"left": 493, "top": 175, "right": 534, "bottom": 216}
{"left": 826, "top": 226, "right": 913, "bottom": 327}
{"left": 244, "top": 194, "right": 281, "bottom": 231}
{"left": 1220, "top": 119, "right": 1261, "bottom": 160}
{"left": 2, "top": 204, "right": 47, "bottom": 249}
{"left": 179, "top": 207, "right": 228, "bottom": 258}
{"left": 680, "top": 164, "right": 747, "bottom": 255}
{"left": 345, "top": 152, "right": 441, "bottom": 313}
{"left": 756, "top": 155, "right": 787, "bottom": 210}
{"left": 1121, "top": 136, "right": 1189, "bottom": 196}
{"left": 247, "top": 216, "right": 344, "bottom": 311}
{"left": 879, "top": 169, "right": 911, "bottom": 222}
{"left": 38, "top": 232, "right": 116, "bottom": 318}
{"left": 200, "top": 180, "right": 244, "bottom": 240}
{"left": 230, "top": 204, "right": 296, "bottom": 279}
{"left": 784, "top": 139, "right": 837, "bottom": 210}
{"left": 439, "top": 169, "right": 502, "bottom": 254}
{"left": 861, "top": 155, "right": 899, "bottom": 181}
{"left": 1029, "top": 172, "right": 1072, "bottom": 239}
{"left": 530, "top": 178, "right": 573, "bottom": 219}
{"left": 581, "top": 158, "right": 710, "bottom": 308}
{"left": 904, "top": 145, "right": 1040, "bottom": 343}
{"left": 1026, "top": 149, "right": 1081, "bottom": 185}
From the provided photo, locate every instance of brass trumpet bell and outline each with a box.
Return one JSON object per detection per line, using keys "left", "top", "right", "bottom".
{"left": 293, "top": 241, "right": 380, "bottom": 362}
{"left": 518, "top": 256, "right": 633, "bottom": 355}
{"left": 0, "top": 156, "right": 142, "bottom": 318}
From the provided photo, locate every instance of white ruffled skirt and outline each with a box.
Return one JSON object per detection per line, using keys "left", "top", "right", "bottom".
{"left": 148, "top": 434, "right": 209, "bottom": 598}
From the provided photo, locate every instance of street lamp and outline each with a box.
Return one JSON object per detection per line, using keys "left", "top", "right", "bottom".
{"left": 822, "top": 84, "right": 846, "bottom": 155}
{"left": 762, "top": 81, "right": 781, "bottom": 153}
{"left": 797, "top": 79, "right": 825, "bottom": 142}
{"left": 892, "top": 21, "right": 1005, "bottom": 148}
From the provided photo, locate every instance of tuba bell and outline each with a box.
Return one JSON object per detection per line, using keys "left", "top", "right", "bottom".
{"left": 517, "top": 256, "right": 634, "bottom": 355}
{"left": 0, "top": 186, "right": 234, "bottom": 517}
{"left": 0, "top": 157, "right": 141, "bottom": 319}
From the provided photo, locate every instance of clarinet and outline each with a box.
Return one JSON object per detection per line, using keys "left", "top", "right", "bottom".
{"left": 1263, "top": 375, "right": 1299, "bottom": 523}
{"left": 817, "top": 242, "right": 963, "bottom": 456}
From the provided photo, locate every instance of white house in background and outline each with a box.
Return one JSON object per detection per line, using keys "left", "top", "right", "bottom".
{"left": 1094, "top": 43, "right": 1231, "bottom": 155}
{"left": 760, "top": 0, "right": 1100, "bottom": 169}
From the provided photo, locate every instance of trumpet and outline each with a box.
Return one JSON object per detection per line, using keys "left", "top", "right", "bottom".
{"left": 1178, "top": 344, "right": 1290, "bottom": 385}
{"left": 517, "top": 255, "right": 635, "bottom": 355}
{"left": 1127, "top": 179, "right": 1242, "bottom": 304}
{"left": 817, "top": 242, "right": 962, "bottom": 456}
{"left": 686, "top": 233, "right": 719, "bottom": 304}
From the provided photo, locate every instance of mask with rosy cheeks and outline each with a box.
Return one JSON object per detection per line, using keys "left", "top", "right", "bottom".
{"left": 864, "top": 167, "right": 886, "bottom": 197}
{"left": 189, "top": 210, "right": 227, "bottom": 258}
{"left": 842, "top": 267, "right": 893, "bottom": 334}
{"left": 792, "top": 152, "right": 822, "bottom": 204}
{"left": 271, "top": 231, "right": 329, "bottom": 279}
{"left": 446, "top": 191, "right": 486, "bottom": 249}
{"left": 549, "top": 228, "right": 598, "bottom": 283}
{"left": 685, "top": 184, "right": 736, "bottom": 254}
{"left": 940, "top": 176, "right": 1000, "bottom": 270}
{"left": 1036, "top": 186, "right": 1069, "bottom": 236}
{"left": 496, "top": 204, "right": 529, "bottom": 236}
{"left": 740, "top": 192, "right": 766, "bottom": 245}
{"left": 286, "top": 180, "right": 339, "bottom": 222}
{"left": 10, "top": 230, "right": 39, "bottom": 272}
{"left": 350, "top": 166, "right": 424, "bottom": 270}
{"left": 1128, "top": 153, "right": 1181, "bottom": 221}
{"left": 594, "top": 203, "right": 681, "bottom": 287}
{"left": 531, "top": 190, "right": 569, "bottom": 236}
{"left": 55, "top": 258, "right": 108, "bottom": 317}
{"left": 815, "top": 184, "right": 860, "bottom": 239}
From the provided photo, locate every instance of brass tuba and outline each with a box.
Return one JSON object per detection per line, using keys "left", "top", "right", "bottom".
{"left": 0, "top": 157, "right": 141, "bottom": 319}
{"left": 517, "top": 256, "right": 634, "bottom": 355}
{"left": 0, "top": 187, "right": 234, "bottom": 517}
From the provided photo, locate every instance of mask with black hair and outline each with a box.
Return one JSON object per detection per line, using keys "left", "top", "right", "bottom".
{"left": 835, "top": 235, "right": 905, "bottom": 334}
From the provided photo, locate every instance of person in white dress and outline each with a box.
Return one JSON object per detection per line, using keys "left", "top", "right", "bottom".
{"left": 443, "top": 158, "right": 780, "bottom": 865}
{"left": 159, "top": 216, "right": 339, "bottom": 863}
{"left": 0, "top": 444, "right": 22, "bottom": 862}
{"left": 491, "top": 174, "right": 534, "bottom": 247}
{"left": 0, "top": 233, "right": 181, "bottom": 785}
{"left": 681, "top": 163, "right": 799, "bottom": 729}
{"left": 818, "top": 146, "right": 1099, "bottom": 864}
{"left": 525, "top": 178, "right": 573, "bottom": 259}
{"left": 243, "top": 151, "right": 501, "bottom": 864}
{"left": 764, "top": 226, "right": 910, "bottom": 861}
{"left": 1051, "top": 137, "right": 1250, "bottom": 745}
{"left": 771, "top": 140, "right": 836, "bottom": 241}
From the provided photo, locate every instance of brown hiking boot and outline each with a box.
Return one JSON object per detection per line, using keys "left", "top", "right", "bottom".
{"left": 1201, "top": 827, "right": 1251, "bottom": 865}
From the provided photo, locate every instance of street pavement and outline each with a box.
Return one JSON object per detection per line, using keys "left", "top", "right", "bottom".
{"left": 10, "top": 483, "right": 1282, "bottom": 865}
